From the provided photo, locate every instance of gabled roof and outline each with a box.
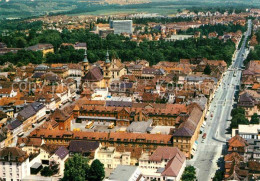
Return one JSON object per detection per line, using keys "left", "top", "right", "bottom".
{"left": 149, "top": 147, "right": 185, "bottom": 162}
{"left": 228, "top": 135, "right": 248, "bottom": 148}
{"left": 238, "top": 92, "right": 256, "bottom": 107}
{"left": 54, "top": 146, "right": 69, "bottom": 160}
{"left": 173, "top": 105, "right": 203, "bottom": 137}
{"left": 17, "top": 137, "right": 42, "bottom": 147}
{"left": 17, "top": 102, "right": 45, "bottom": 121}
{"left": 41, "top": 144, "right": 60, "bottom": 155}
{"left": 50, "top": 109, "right": 71, "bottom": 122}
{"left": 161, "top": 150, "right": 186, "bottom": 177}
{"left": 82, "top": 66, "right": 103, "bottom": 82}
{"left": 69, "top": 140, "right": 99, "bottom": 153}
{"left": 0, "top": 147, "right": 28, "bottom": 163}
{"left": 8, "top": 120, "right": 22, "bottom": 131}
{"left": 224, "top": 152, "right": 244, "bottom": 162}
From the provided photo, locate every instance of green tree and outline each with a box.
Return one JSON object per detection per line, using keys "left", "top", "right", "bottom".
{"left": 41, "top": 166, "right": 54, "bottom": 177}
{"left": 62, "top": 154, "right": 89, "bottom": 181}
{"left": 88, "top": 159, "right": 105, "bottom": 181}
{"left": 251, "top": 113, "right": 259, "bottom": 124}
{"left": 231, "top": 113, "right": 249, "bottom": 128}
{"left": 213, "top": 170, "right": 224, "bottom": 181}
{"left": 15, "top": 37, "right": 27, "bottom": 48}
{"left": 204, "top": 64, "right": 211, "bottom": 75}
{"left": 231, "top": 107, "right": 245, "bottom": 117}
{"left": 181, "top": 166, "right": 197, "bottom": 181}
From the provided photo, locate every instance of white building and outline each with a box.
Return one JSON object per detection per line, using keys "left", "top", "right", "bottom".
{"left": 68, "top": 64, "right": 82, "bottom": 77}
{"left": 165, "top": 35, "right": 194, "bottom": 41}
{"left": 232, "top": 124, "right": 260, "bottom": 139}
{"left": 139, "top": 147, "right": 186, "bottom": 181}
{"left": 0, "top": 147, "right": 30, "bottom": 181}
{"left": 95, "top": 147, "right": 131, "bottom": 169}
{"left": 50, "top": 146, "right": 69, "bottom": 177}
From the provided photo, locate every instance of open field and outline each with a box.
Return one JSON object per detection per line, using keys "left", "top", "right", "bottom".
{"left": 0, "top": 0, "right": 260, "bottom": 19}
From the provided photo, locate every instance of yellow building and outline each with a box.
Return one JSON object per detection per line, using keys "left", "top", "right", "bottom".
{"left": 172, "top": 103, "right": 207, "bottom": 159}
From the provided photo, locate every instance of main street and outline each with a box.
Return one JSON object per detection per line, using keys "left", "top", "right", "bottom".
{"left": 189, "top": 19, "right": 252, "bottom": 181}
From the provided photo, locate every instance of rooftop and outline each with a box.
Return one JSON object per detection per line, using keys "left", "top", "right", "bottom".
{"left": 108, "top": 165, "right": 139, "bottom": 181}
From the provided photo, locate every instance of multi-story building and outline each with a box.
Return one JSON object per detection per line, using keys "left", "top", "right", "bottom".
{"left": 110, "top": 20, "right": 133, "bottom": 34}
{"left": 139, "top": 147, "right": 186, "bottom": 181}
{"left": 16, "top": 102, "right": 46, "bottom": 132}
{"left": 172, "top": 103, "right": 207, "bottom": 158}
{"left": 0, "top": 147, "right": 30, "bottom": 181}
{"left": 29, "top": 129, "right": 173, "bottom": 153}
{"left": 232, "top": 124, "right": 260, "bottom": 139}
{"left": 95, "top": 146, "right": 131, "bottom": 169}
{"left": 73, "top": 102, "right": 188, "bottom": 126}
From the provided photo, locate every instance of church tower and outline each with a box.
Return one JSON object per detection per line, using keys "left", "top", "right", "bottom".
{"left": 103, "top": 50, "right": 112, "bottom": 87}
{"left": 82, "top": 48, "right": 89, "bottom": 76}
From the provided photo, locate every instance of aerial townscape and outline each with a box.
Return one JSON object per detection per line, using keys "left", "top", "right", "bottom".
{"left": 1, "top": 0, "right": 260, "bottom": 181}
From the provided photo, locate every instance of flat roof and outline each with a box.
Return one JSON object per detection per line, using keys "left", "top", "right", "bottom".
{"left": 108, "top": 165, "right": 138, "bottom": 181}
{"left": 239, "top": 124, "right": 260, "bottom": 134}
{"left": 30, "top": 162, "right": 42, "bottom": 169}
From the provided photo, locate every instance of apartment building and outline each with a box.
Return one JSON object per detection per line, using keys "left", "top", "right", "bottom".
{"left": 0, "top": 147, "right": 30, "bottom": 181}
{"left": 139, "top": 147, "right": 186, "bottom": 181}
{"left": 95, "top": 146, "right": 131, "bottom": 169}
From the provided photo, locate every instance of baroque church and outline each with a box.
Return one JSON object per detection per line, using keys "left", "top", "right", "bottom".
{"left": 81, "top": 48, "right": 126, "bottom": 88}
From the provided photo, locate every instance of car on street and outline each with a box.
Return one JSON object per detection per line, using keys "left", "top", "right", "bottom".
{"left": 201, "top": 139, "right": 205, "bottom": 143}
{"left": 202, "top": 133, "right": 207, "bottom": 139}
{"left": 18, "top": 132, "right": 24, "bottom": 137}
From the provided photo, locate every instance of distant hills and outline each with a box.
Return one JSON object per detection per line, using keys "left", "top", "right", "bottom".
{"left": 0, "top": 0, "right": 259, "bottom": 20}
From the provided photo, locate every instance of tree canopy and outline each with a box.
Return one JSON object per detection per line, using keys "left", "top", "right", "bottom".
{"left": 181, "top": 166, "right": 197, "bottom": 181}
{"left": 231, "top": 107, "right": 245, "bottom": 117}
{"left": 204, "top": 64, "right": 212, "bottom": 75}
{"left": 62, "top": 154, "right": 90, "bottom": 181}
{"left": 230, "top": 112, "right": 249, "bottom": 129}
{"left": 250, "top": 113, "right": 259, "bottom": 124}
{"left": 62, "top": 154, "right": 105, "bottom": 181}
{"left": 88, "top": 159, "right": 105, "bottom": 181}
{"left": 0, "top": 28, "right": 236, "bottom": 66}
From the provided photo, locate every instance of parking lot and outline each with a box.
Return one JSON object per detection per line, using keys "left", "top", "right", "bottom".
{"left": 71, "top": 119, "right": 128, "bottom": 133}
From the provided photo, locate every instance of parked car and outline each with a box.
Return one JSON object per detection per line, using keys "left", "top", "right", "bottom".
{"left": 202, "top": 133, "right": 207, "bottom": 139}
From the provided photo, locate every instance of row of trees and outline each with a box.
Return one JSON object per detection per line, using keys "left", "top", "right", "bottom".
{"left": 245, "top": 30, "right": 260, "bottom": 65}
{"left": 62, "top": 154, "right": 105, "bottom": 181}
{"left": 181, "top": 23, "right": 247, "bottom": 37}
{"left": 132, "top": 17, "right": 192, "bottom": 25}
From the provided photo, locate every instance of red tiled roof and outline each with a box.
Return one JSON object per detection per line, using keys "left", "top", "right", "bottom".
{"left": 228, "top": 135, "right": 248, "bottom": 148}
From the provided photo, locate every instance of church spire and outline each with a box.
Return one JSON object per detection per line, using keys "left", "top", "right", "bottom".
{"left": 83, "top": 47, "right": 88, "bottom": 63}
{"left": 105, "top": 49, "right": 110, "bottom": 63}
